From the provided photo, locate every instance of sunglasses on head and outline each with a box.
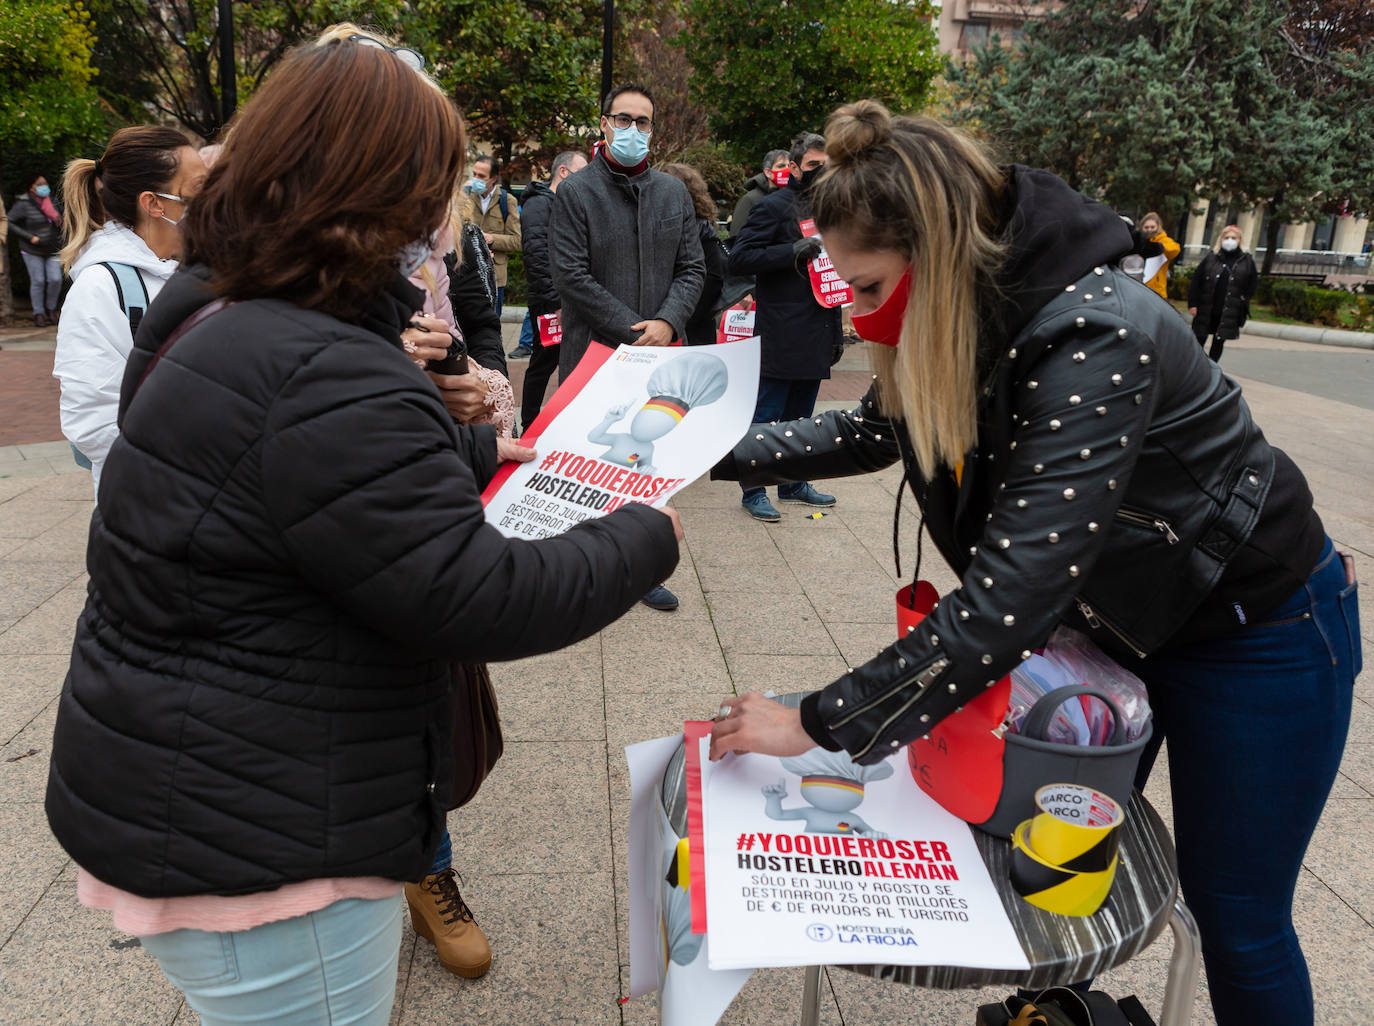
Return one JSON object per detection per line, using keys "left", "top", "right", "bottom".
{"left": 348, "top": 33, "right": 425, "bottom": 71}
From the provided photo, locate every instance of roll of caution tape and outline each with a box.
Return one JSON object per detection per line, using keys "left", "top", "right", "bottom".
{"left": 1010, "top": 820, "right": 1119, "bottom": 917}
{"left": 1028, "top": 783, "right": 1124, "bottom": 868}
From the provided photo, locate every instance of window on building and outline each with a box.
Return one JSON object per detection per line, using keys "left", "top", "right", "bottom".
{"left": 961, "top": 20, "right": 990, "bottom": 49}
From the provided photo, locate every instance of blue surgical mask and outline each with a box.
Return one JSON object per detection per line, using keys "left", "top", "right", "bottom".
{"left": 34, "top": 185, "right": 51, "bottom": 198}
{"left": 607, "top": 126, "right": 650, "bottom": 167}
{"left": 466, "top": 178, "right": 487, "bottom": 195}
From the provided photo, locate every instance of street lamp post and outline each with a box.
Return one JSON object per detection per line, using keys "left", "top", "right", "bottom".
{"left": 218, "top": 0, "right": 236, "bottom": 132}
{"left": 600, "top": 0, "right": 614, "bottom": 104}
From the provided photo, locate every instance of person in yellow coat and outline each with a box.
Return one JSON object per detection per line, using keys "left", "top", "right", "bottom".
{"left": 1139, "top": 211, "right": 1180, "bottom": 299}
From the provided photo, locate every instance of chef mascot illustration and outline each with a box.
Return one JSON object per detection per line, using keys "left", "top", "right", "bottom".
{"left": 589, "top": 351, "right": 729, "bottom": 474}
{"left": 763, "top": 748, "right": 894, "bottom": 837}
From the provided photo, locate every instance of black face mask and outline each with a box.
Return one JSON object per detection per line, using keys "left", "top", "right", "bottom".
{"left": 799, "top": 165, "right": 823, "bottom": 191}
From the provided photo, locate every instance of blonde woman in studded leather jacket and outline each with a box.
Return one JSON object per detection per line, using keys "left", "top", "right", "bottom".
{"left": 708, "top": 102, "right": 1358, "bottom": 1026}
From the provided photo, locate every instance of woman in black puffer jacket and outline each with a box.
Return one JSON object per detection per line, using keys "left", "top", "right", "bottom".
{"left": 45, "top": 37, "right": 679, "bottom": 1025}
{"left": 1187, "top": 223, "right": 1258, "bottom": 361}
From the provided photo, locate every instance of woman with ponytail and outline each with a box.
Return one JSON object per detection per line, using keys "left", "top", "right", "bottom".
{"left": 55, "top": 126, "right": 206, "bottom": 495}
{"left": 710, "top": 101, "right": 1356, "bottom": 1026}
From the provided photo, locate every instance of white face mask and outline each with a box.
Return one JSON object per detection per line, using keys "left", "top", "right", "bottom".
{"left": 154, "top": 192, "right": 185, "bottom": 228}
{"left": 1220, "top": 238, "right": 1239, "bottom": 252}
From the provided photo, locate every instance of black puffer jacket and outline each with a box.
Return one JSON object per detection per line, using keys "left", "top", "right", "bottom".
{"left": 520, "top": 180, "right": 559, "bottom": 317}
{"left": 446, "top": 225, "right": 508, "bottom": 376}
{"left": 726, "top": 180, "right": 840, "bottom": 380}
{"left": 7, "top": 192, "right": 62, "bottom": 256}
{"left": 46, "top": 267, "right": 678, "bottom": 896}
{"left": 715, "top": 167, "right": 1320, "bottom": 762}
{"left": 1187, "top": 248, "right": 1258, "bottom": 342}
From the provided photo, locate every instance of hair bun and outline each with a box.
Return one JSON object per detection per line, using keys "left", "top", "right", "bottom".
{"left": 825, "top": 100, "right": 893, "bottom": 163}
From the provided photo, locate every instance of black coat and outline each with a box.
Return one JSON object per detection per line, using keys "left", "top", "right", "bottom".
{"left": 1187, "top": 249, "right": 1257, "bottom": 342}
{"left": 7, "top": 192, "right": 62, "bottom": 256}
{"left": 520, "top": 180, "right": 559, "bottom": 316}
{"left": 46, "top": 267, "right": 678, "bottom": 897}
{"left": 726, "top": 182, "right": 840, "bottom": 380}
{"left": 684, "top": 217, "right": 727, "bottom": 345}
{"left": 716, "top": 167, "right": 1320, "bottom": 762}
{"left": 446, "top": 226, "right": 507, "bottom": 376}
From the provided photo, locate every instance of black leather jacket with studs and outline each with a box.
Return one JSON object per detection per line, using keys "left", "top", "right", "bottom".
{"left": 712, "top": 167, "right": 1320, "bottom": 762}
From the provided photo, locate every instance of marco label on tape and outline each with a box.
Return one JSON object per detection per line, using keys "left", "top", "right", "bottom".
{"left": 1010, "top": 784, "right": 1124, "bottom": 917}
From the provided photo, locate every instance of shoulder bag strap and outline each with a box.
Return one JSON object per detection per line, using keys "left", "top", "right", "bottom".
{"left": 130, "top": 298, "right": 233, "bottom": 401}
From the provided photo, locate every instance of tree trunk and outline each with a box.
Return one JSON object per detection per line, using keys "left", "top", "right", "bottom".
{"left": 1262, "top": 206, "right": 1284, "bottom": 277}
{"left": 0, "top": 195, "right": 12, "bottom": 323}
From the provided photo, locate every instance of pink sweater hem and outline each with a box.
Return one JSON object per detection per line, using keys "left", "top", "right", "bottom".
{"left": 77, "top": 867, "right": 402, "bottom": 937}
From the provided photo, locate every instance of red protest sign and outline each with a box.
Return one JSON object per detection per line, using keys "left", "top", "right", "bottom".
{"left": 536, "top": 311, "right": 563, "bottom": 347}
{"left": 716, "top": 303, "right": 756, "bottom": 345}
{"left": 799, "top": 218, "right": 853, "bottom": 309}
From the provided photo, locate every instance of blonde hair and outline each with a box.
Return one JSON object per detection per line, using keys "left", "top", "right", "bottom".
{"left": 1140, "top": 211, "right": 1162, "bottom": 232}
{"left": 1214, "top": 224, "right": 1244, "bottom": 252}
{"left": 812, "top": 101, "right": 1006, "bottom": 479}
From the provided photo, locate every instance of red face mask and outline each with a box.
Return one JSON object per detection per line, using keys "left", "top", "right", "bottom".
{"left": 850, "top": 267, "right": 912, "bottom": 347}
{"left": 770, "top": 167, "right": 790, "bottom": 188}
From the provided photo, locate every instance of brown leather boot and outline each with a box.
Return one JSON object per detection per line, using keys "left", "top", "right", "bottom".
{"left": 405, "top": 868, "right": 492, "bottom": 978}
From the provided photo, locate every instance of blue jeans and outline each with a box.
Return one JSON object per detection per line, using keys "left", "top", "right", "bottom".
{"left": 428, "top": 828, "right": 452, "bottom": 875}
{"left": 140, "top": 895, "right": 402, "bottom": 1025}
{"left": 742, "top": 376, "right": 822, "bottom": 501}
{"left": 518, "top": 311, "right": 533, "bottom": 349}
{"left": 21, "top": 252, "right": 61, "bottom": 315}
{"left": 1134, "top": 538, "right": 1359, "bottom": 1025}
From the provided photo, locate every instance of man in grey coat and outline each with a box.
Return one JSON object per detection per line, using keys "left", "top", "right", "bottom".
{"left": 550, "top": 83, "right": 705, "bottom": 610}
{"left": 551, "top": 83, "right": 705, "bottom": 379}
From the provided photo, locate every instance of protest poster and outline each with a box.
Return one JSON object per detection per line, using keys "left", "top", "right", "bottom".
{"left": 799, "top": 218, "right": 854, "bottom": 309}
{"left": 701, "top": 740, "right": 1030, "bottom": 973}
{"left": 482, "top": 338, "right": 760, "bottom": 540}
{"left": 625, "top": 734, "right": 753, "bottom": 1026}
{"left": 716, "top": 304, "right": 756, "bottom": 345}
{"left": 535, "top": 311, "right": 563, "bottom": 347}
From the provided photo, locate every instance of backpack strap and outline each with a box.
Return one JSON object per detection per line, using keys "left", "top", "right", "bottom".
{"left": 498, "top": 189, "right": 509, "bottom": 222}
{"left": 100, "top": 262, "right": 150, "bottom": 337}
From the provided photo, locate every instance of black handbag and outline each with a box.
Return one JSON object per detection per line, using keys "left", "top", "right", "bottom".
{"left": 446, "top": 662, "right": 504, "bottom": 808}
{"left": 976, "top": 988, "right": 1157, "bottom": 1026}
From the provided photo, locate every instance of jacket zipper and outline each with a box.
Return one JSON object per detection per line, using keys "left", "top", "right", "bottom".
{"left": 1114, "top": 506, "right": 1180, "bottom": 544}
{"left": 846, "top": 657, "right": 952, "bottom": 760}
{"left": 1075, "top": 598, "right": 1148, "bottom": 659}
{"left": 828, "top": 657, "right": 949, "bottom": 732}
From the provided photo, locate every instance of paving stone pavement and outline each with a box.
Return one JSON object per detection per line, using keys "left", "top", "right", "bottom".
{"left": 1, "top": 334, "right": 1370, "bottom": 1025}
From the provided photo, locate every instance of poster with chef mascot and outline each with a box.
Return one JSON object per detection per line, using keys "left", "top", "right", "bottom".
{"left": 482, "top": 339, "right": 760, "bottom": 539}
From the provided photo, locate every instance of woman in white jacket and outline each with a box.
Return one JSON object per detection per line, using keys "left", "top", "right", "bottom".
{"left": 56, "top": 127, "right": 207, "bottom": 496}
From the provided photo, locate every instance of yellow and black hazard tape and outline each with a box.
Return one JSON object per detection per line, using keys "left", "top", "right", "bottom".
{"left": 1009, "top": 784, "right": 1124, "bottom": 917}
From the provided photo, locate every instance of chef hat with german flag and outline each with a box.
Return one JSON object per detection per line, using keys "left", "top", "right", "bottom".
{"left": 781, "top": 747, "right": 895, "bottom": 795}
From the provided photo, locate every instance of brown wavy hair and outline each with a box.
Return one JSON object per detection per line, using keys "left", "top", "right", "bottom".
{"left": 660, "top": 163, "right": 715, "bottom": 221}
{"left": 183, "top": 40, "right": 466, "bottom": 319}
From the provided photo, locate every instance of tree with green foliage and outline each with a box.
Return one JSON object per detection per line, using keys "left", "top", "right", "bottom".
{"left": 86, "top": 0, "right": 402, "bottom": 141}
{"left": 945, "top": 0, "right": 1370, "bottom": 273}
{"left": 406, "top": 0, "right": 605, "bottom": 175}
{"left": 684, "top": 0, "right": 941, "bottom": 163}
{"left": 1, "top": 0, "right": 105, "bottom": 315}
{"left": 944, "top": 0, "right": 1236, "bottom": 222}
{"left": 0, "top": 0, "right": 105, "bottom": 169}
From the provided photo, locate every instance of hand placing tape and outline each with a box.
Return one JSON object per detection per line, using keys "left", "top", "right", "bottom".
{"left": 1010, "top": 784, "right": 1124, "bottom": 917}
